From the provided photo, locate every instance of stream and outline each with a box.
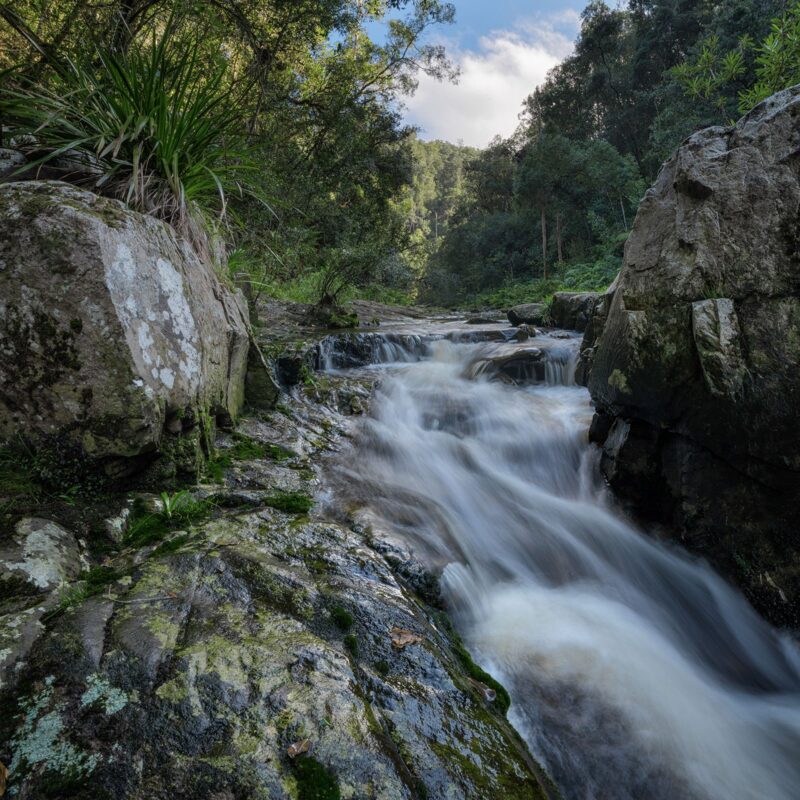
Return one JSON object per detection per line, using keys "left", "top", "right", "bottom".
{"left": 322, "top": 320, "right": 800, "bottom": 800}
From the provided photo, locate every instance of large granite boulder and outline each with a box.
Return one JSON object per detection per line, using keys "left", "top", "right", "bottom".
{"left": 0, "top": 181, "right": 254, "bottom": 476}
{"left": 583, "top": 87, "right": 800, "bottom": 624}
{"left": 549, "top": 291, "right": 600, "bottom": 331}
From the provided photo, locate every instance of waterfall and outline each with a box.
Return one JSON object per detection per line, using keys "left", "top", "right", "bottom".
{"left": 330, "top": 334, "right": 800, "bottom": 800}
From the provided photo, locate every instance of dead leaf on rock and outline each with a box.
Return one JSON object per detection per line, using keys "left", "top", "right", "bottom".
{"left": 287, "top": 739, "right": 311, "bottom": 759}
{"left": 390, "top": 626, "right": 422, "bottom": 650}
{"left": 468, "top": 677, "right": 497, "bottom": 703}
{"left": 0, "top": 760, "right": 7, "bottom": 796}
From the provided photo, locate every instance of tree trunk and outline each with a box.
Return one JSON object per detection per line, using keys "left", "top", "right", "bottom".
{"left": 620, "top": 197, "right": 628, "bottom": 231}
{"left": 541, "top": 207, "right": 548, "bottom": 280}
{"left": 556, "top": 212, "right": 563, "bottom": 263}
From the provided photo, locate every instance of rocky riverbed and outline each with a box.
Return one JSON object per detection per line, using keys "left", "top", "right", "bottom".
{"left": 0, "top": 303, "right": 558, "bottom": 800}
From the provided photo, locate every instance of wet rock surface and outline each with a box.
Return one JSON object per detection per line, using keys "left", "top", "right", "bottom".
{"left": 581, "top": 86, "right": 800, "bottom": 625}
{"left": 0, "top": 304, "right": 553, "bottom": 800}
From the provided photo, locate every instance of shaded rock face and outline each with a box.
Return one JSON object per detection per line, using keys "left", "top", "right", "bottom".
{"left": 549, "top": 292, "right": 600, "bottom": 332}
{"left": 582, "top": 86, "right": 800, "bottom": 624}
{"left": 0, "top": 391, "right": 548, "bottom": 800}
{"left": 0, "top": 181, "right": 252, "bottom": 473}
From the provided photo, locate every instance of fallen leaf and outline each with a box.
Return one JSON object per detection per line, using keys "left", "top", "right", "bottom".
{"left": 390, "top": 626, "right": 423, "bottom": 650}
{"left": 468, "top": 677, "right": 497, "bottom": 703}
{"left": 0, "top": 760, "right": 7, "bottom": 796}
{"left": 287, "top": 739, "right": 311, "bottom": 759}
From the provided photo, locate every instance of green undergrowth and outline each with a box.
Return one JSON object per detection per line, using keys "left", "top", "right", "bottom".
{"left": 463, "top": 251, "right": 620, "bottom": 310}
{"left": 435, "top": 612, "right": 511, "bottom": 715}
{"left": 292, "top": 756, "right": 341, "bottom": 800}
{"left": 258, "top": 271, "right": 414, "bottom": 308}
{"left": 125, "top": 491, "right": 215, "bottom": 548}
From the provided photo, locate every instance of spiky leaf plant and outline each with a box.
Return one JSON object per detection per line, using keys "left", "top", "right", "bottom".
{"left": 1, "top": 24, "right": 261, "bottom": 250}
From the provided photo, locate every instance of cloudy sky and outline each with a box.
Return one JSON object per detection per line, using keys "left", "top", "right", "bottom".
{"left": 398, "top": 1, "right": 582, "bottom": 147}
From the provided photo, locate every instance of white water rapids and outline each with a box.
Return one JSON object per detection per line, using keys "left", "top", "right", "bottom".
{"left": 329, "top": 329, "right": 800, "bottom": 800}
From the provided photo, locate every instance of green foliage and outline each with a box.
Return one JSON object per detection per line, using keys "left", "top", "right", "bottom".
{"left": 740, "top": 2, "right": 800, "bottom": 109}
{"left": 675, "top": 2, "right": 800, "bottom": 114}
{"left": 265, "top": 492, "right": 314, "bottom": 515}
{"left": 293, "top": 756, "right": 341, "bottom": 800}
{"left": 673, "top": 35, "right": 750, "bottom": 116}
{"left": 343, "top": 634, "right": 359, "bottom": 656}
{"left": 1, "top": 0, "right": 459, "bottom": 301}
{"left": 1, "top": 23, "right": 262, "bottom": 247}
{"left": 0, "top": 439, "right": 109, "bottom": 508}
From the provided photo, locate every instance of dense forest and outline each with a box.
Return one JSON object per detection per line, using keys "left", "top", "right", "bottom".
{"left": 422, "top": 0, "right": 797, "bottom": 306}
{"left": 1, "top": 0, "right": 799, "bottom": 309}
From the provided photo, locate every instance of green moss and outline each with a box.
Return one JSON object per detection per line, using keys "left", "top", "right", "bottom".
{"left": 435, "top": 612, "right": 511, "bottom": 714}
{"left": 230, "top": 432, "right": 267, "bottom": 460}
{"left": 152, "top": 533, "right": 192, "bottom": 557}
{"left": 343, "top": 634, "right": 358, "bottom": 657}
{"left": 297, "top": 545, "right": 330, "bottom": 574}
{"left": 209, "top": 435, "right": 296, "bottom": 473}
{"left": 329, "top": 606, "right": 354, "bottom": 631}
{"left": 293, "top": 756, "right": 341, "bottom": 800}
{"left": 43, "top": 565, "right": 127, "bottom": 620}
{"left": 266, "top": 491, "right": 313, "bottom": 514}
{"left": 265, "top": 443, "right": 296, "bottom": 461}
{"left": 205, "top": 454, "right": 230, "bottom": 482}
{"left": 374, "top": 660, "right": 390, "bottom": 678}
{"left": 607, "top": 368, "right": 630, "bottom": 394}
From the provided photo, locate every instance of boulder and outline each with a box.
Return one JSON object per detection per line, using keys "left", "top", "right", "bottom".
{"left": 0, "top": 181, "right": 254, "bottom": 475}
{"left": 507, "top": 303, "right": 547, "bottom": 326}
{"left": 584, "top": 86, "right": 800, "bottom": 624}
{"left": 549, "top": 291, "right": 601, "bottom": 331}
{"left": 0, "top": 518, "right": 85, "bottom": 592}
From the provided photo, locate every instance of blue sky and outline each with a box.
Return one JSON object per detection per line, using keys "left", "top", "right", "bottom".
{"left": 396, "top": 1, "right": 582, "bottom": 147}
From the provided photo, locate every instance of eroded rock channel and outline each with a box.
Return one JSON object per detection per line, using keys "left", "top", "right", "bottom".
{"left": 2, "top": 297, "right": 800, "bottom": 800}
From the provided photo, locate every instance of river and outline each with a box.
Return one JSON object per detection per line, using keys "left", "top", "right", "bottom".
{"left": 323, "top": 320, "right": 800, "bottom": 800}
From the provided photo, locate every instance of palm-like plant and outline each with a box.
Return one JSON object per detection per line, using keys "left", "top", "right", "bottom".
{"left": 1, "top": 24, "right": 261, "bottom": 249}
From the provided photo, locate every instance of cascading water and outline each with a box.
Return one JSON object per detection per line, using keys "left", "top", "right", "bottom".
{"left": 330, "top": 328, "right": 800, "bottom": 800}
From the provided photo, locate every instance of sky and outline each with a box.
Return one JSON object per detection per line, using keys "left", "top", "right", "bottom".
{"left": 397, "top": 1, "right": 582, "bottom": 148}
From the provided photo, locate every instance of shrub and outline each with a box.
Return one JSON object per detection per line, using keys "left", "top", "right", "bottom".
{"left": 1, "top": 22, "right": 264, "bottom": 250}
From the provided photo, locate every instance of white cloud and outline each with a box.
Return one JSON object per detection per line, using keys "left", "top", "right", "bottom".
{"left": 404, "top": 12, "right": 580, "bottom": 148}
